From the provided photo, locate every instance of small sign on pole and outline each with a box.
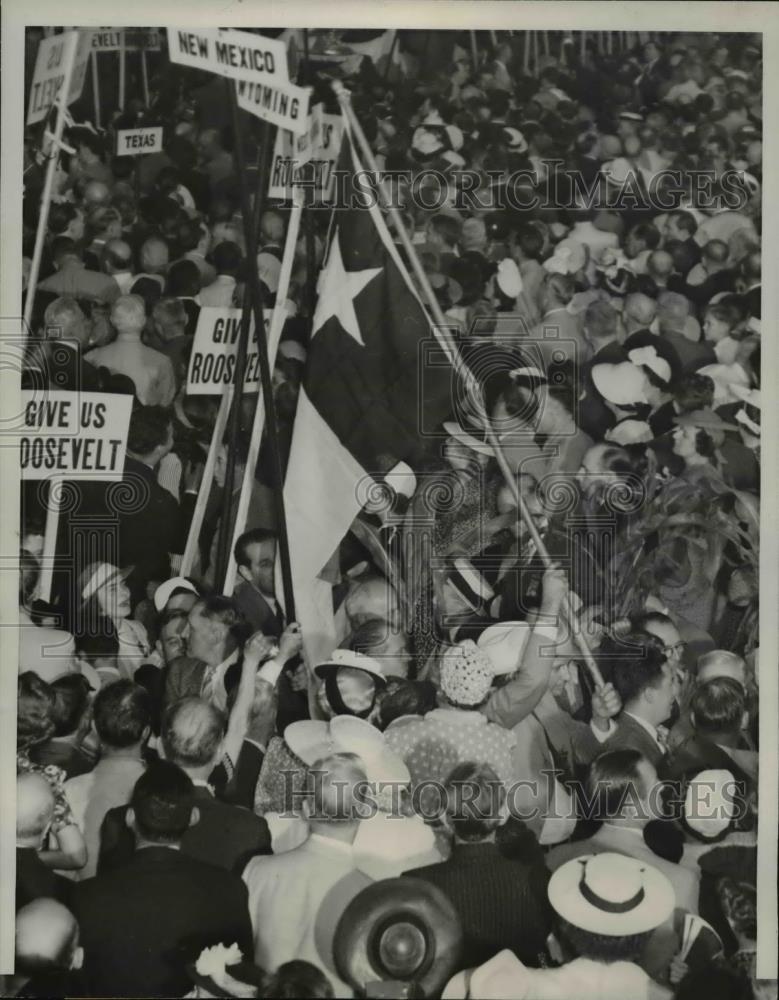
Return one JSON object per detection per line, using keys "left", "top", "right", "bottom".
{"left": 267, "top": 105, "right": 343, "bottom": 202}
{"left": 27, "top": 29, "right": 90, "bottom": 125}
{"left": 116, "top": 126, "right": 163, "bottom": 155}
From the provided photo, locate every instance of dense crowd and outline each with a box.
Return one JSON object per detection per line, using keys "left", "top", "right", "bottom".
{"left": 11, "top": 26, "right": 769, "bottom": 1000}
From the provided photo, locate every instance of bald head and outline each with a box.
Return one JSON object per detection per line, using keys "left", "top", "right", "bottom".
{"left": 162, "top": 697, "right": 225, "bottom": 770}
{"left": 103, "top": 239, "right": 132, "bottom": 274}
{"left": 82, "top": 180, "right": 111, "bottom": 208}
{"left": 647, "top": 250, "right": 673, "bottom": 281}
{"left": 624, "top": 292, "right": 657, "bottom": 331}
{"left": 697, "top": 650, "right": 746, "bottom": 687}
{"left": 15, "top": 899, "right": 81, "bottom": 975}
{"left": 17, "top": 773, "right": 55, "bottom": 847}
{"left": 703, "top": 240, "right": 729, "bottom": 268}
{"left": 43, "top": 297, "right": 90, "bottom": 348}
{"left": 140, "top": 237, "right": 169, "bottom": 274}
{"left": 657, "top": 291, "right": 690, "bottom": 334}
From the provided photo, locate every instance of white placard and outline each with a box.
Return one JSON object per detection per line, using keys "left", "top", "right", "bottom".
{"left": 19, "top": 391, "right": 132, "bottom": 480}
{"left": 166, "top": 26, "right": 289, "bottom": 83}
{"left": 267, "top": 107, "right": 343, "bottom": 200}
{"left": 186, "top": 307, "right": 284, "bottom": 396}
{"left": 27, "top": 30, "right": 90, "bottom": 125}
{"left": 116, "top": 126, "right": 163, "bottom": 156}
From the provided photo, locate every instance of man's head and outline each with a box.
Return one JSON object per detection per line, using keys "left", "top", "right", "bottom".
{"left": 673, "top": 372, "right": 715, "bottom": 413}
{"left": 690, "top": 677, "right": 747, "bottom": 741}
{"left": 81, "top": 180, "right": 111, "bottom": 210}
{"left": 102, "top": 239, "right": 133, "bottom": 275}
{"left": 16, "top": 773, "right": 55, "bottom": 848}
{"left": 442, "top": 761, "right": 506, "bottom": 843}
{"left": 93, "top": 679, "right": 151, "bottom": 752}
{"left": 49, "top": 674, "right": 92, "bottom": 739}
{"left": 139, "top": 237, "right": 170, "bottom": 275}
{"left": 157, "top": 609, "right": 189, "bottom": 665}
{"left": 212, "top": 240, "right": 243, "bottom": 278}
{"left": 657, "top": 291, "right": 690, "bottom": 336}
{"left": 623, "top": 292, "right": 658, "bottom": 334}
{"left": 234, "top": 528, "right": 277, "bottom": 596}
{"left": 610, "top": 632, "right": 677, "bottom": 725}
{"left": 260, "top": 210, "right": 285, "bottom": 245}
{"left": 666, "top": 210, "right": 698, "bottom": 244}
{"left": 697, "top": 649, "right": 746, "bottom": 687}
{"left": 86, "top": 205, "right": 122, "bottom": 244}
{"left": 49, "top": 236, "right": 82, "bottom": 272}
{"left": 126, "top": 403, "right": 174, "bottom": 465}
{"left": 110, "top": 294, "right": 146, "bottom": 336}
{"left": 15, "top": 900, "right": 83, "bottom": 977}
{"left": 162, "top": 697, "right": 226, "bottom": 775}
{"left": 182, "top": 597, "right": 245, "bottom": 667}
{"left": 646, "top": 250, "right": 674, "bottom": 284}
{"left": 587, "top": 749, "right": 659, "bottom": 827}
{"left": 540, "top": 272, "right": 575, "bottom": 312}
{"left": 303, "top": 752, "right": 367, "bottom": 838}
{"left": 151, "top": 297, "right": 188, "bottom": 341}
{"left": 126, "top": 760, "right": 197, "bottom": 845}
{"left": 583, "top": 299, "right": 618, "bottom": 347}
{"left": 633, "top": 612, "right": 686, "bottom": 672}
{"left": 625, "top": 223, "right": 661, "bottom": 260}
{"left": 43, "top": 297, "right": 90, "bottom": 349}
{"left": 701, "top": 239, "right": 730, "bottom": 273}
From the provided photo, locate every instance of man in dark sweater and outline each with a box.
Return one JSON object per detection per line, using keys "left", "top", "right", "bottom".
{"left": 406, "top": 761, "right": 554, "bottom": 968}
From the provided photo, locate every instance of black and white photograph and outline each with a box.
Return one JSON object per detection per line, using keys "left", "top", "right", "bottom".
{"left": 0, "top": 3, "right": 777, "bottom": 998}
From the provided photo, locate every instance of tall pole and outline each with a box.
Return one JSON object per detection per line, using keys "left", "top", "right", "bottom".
{"left": 303, "top": 29, "right": 318, "bottom": 322}
{"left": 216, "top": 82, "right": 296, "bottom": 619}
{"left": 91, "top": 51, "right": 101, "bottom": 129}
{"left": 332, "top": 80, "right": 604, "bottom": 688}
{"left": 118, "top": 33, "right": 126, "bottom": 110}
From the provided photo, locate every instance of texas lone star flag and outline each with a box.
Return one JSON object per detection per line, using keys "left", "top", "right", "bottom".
{"left": 283, "top": 117, "right": 454, "bottom": 662}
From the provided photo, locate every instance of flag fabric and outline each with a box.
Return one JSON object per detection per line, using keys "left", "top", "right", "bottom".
{"left": 283, "top": 117, "right": 454, "bottom": 663}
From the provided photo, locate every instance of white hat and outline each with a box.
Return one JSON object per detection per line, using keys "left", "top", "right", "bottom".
{"left": 78, "top": 562, "right": 133, "bottom": 603}
{"left": 627, "top": 345, "right": 672, "bottom": 386}
{"left": 314, "top": 648, "right": 387, "bottom": 684}
{"left": 698, "top": 363, "right": 750, "bottom": 406}
{"left": 153, "top": 577, "right": 199, "bottom": 613}
{"left": 684, "top": 769, "right": 737, "bottom": 840}
{"left": 600, "top": 158, "right": 635, "bottom": 186}
{"left": 604, "top": 418, "right": 654, "bottom": 446}
{"left": 284, "top": 716, "right": 410, "bottom": 785}
{"left": 592, "top": 362, "right": 649, "bottom": 406}
{"left": 477, "top": 621, "right": 534, "bottom": 676}
{"left": 383, "top": 460, "right": 417, "bottom": 500}
{"left": 548, "top": 853, "right": 675, "bottom": 936}
{"left": 496, "top": 258, "right": 523, "bottom": 299}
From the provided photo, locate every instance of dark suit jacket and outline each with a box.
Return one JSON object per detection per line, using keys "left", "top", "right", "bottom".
{"left": 98, "top": 784, "right": 271, "bottom": 876}
{"left": 233, "top": 581, "right": 284, "bottom": 636}
{"left": 604, "top": 712, "right": 668, "bottom": 771}
{"left": 164, "top": 656, "right": 207, "bottom": 708}
{"left": 16, "top": 848, "right": 72, "bottom": 911}
{"left": 119, "top": 458, "right": 194, "bottom": 604}
{"left": 72, "top": 845, "right": 253, "bottom": 998}
{"left": 406, "top": 841, "right": 553, "bottom": 968}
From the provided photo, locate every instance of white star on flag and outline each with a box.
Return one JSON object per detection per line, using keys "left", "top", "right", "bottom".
{"left": 312, "top": 230, "right": 381, "bottom": 345}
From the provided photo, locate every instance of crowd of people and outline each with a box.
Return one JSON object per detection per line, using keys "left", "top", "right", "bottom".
{"left": 11, "top": 25, "right": 769, "bottom": 1000}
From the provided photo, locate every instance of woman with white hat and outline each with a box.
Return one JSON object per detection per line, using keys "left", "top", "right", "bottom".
{"left": 74, "top": 561, "right": 152, "bottom": 683}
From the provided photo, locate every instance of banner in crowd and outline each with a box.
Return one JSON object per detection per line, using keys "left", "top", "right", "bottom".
{"left": 267, "top": 105, "right": 343, "bottom": 201}
{"left": 166, "top": 26, "right": 309, "bottom": 134}
{"left": 91, "top": 28, "right": 162, "bottom": 51}
{"left": 19, "top": 391, "right": 132, "bottom": 480}
{"left": 186, "top": 307, "right": 283, "bottom": 395}
{"left": 27, "top": 29, "right": 91, "bottom": 125}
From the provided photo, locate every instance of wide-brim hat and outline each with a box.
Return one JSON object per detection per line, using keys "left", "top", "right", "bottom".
{"left": 333, "top": 878, "right": 463, "bottom": 998}
{"left": 314, "top": 648, "right": 387, "bottom": 684}
{"left": 78, "top": 562, "right": 134, "bottom": 603}
{"left": 592, "top": 362, "right": 649, "bottom": 406}
{"left": 477, "top": 620, "right": 534, "bottom": 676}
{"left": 153, "top": 576, "right": 199, "bottom": 613}
{"left": 673, "top": 409, "right": 738, "bottom": 432}
{"left": 548, "top": 853, "right": 675, "bottom": 936}
{"left": 284, "top": 716, "right": 409, "bottom": 785}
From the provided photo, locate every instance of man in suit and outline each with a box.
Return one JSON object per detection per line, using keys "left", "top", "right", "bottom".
{"left": 603, "top": 632, "right": 679, "bottom": 772}
{"left": 72, "top": 761, "right": 253, "bottom": 998}
{"left": 98, "top": 697, "right": 271, "bottom": 874}
{"left": 232, "top": 528, "right": 285, "bottom": 636}
{"left": 119, "top": 403, "right": 194, "bottom": 605}
{"left": 530, "top": 272, "right": 591, "bottom": 368}
{"left": 547, "top": 749, "right": 700, "bottom": 913}
{"left": 408, "top": 762, "right": 554, "bottom": 968}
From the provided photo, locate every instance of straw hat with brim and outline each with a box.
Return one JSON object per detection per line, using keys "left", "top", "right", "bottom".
{"left": 78, "top": 562, "right": 134, "bottom": 603}
{"left": 314, "top": 648, "right": 387, "bottom": 684}
{"left": 443, "top": 420, "right": 494, "bottom": 457}
{"left": 548, "top": 853, "right": 675, "bottom": 936}
{"left": 591, "top": 362, "right": 649, "bottom": 406}
{"left": 153, "top": 577, "right": 199, "bottom": 613}
{"left": 477, "top": 620, "right": 535, "bottom": 676}
{"left": 284, "top": 716, "right": 410, "bottom": 785}
{"left": 673, "top": 409, "right": 738, "bottom": 432}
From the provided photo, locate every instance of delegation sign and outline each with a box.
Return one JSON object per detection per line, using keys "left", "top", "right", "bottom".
{"left": 186, "top": 307, "right": 285, "bottom": 395}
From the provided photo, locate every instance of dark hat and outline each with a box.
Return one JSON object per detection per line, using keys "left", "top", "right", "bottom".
{"left": 333, "top": 878, "right": 463, "bottom": 998}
